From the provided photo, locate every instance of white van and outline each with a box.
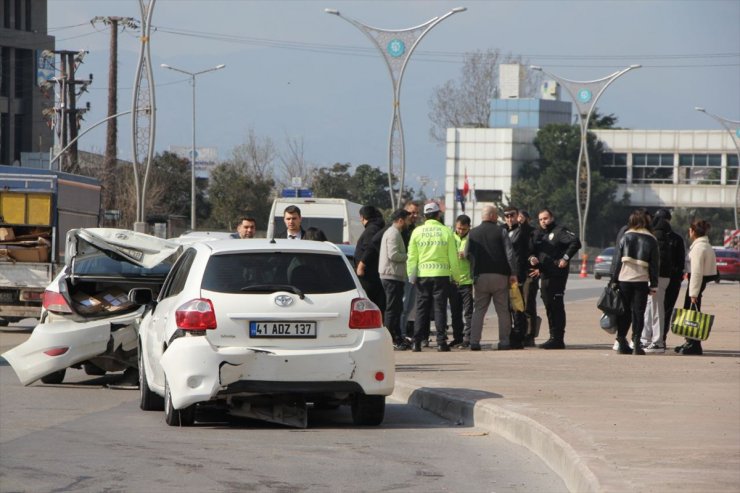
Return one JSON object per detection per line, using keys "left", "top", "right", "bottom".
{"left": 266, "top": 197, "right": 364, "bottom": 244}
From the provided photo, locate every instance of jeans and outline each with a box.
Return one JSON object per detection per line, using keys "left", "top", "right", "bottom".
{"left": 381, "top": 279, "right": 405, "bottom": 341}
{"left": 617, "top": 281, "right": 649, "bottom": 342}
{"left": 414, "top": 277, "right": 451, "bottom": 344}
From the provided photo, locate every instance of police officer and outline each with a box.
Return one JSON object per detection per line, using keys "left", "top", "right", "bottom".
{"left": 407, "top": 202, "right": 460, "bottom": 352}
{"left": 529, "top": 208, "right": 581, "bottom": 349}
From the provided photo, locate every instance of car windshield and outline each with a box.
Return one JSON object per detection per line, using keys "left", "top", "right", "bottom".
{"left": 202, "top": 252, "right": 356, "bottom": 294}
{"left": 72, "top": 251, "right": 174, "bottom": 277}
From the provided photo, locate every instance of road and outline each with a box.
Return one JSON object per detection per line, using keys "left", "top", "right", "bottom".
{"left": 0, "top": 346, "right": 566, "bottom": 492}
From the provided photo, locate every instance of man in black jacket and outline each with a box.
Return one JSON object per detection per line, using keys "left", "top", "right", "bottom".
{"left": 503, "top": 206, "right": 530, "bottom": 349}
{"left": 642, "top": 208, "right": 674, "bottom": 352}
{"left": 355, "top": 205, "right": 386, "bottom": 313}
{"left": 529, "top": 208, "right": 582, "bottom": 349}
{"left": 663, "top": 219, "right": 686, "bottom": 348}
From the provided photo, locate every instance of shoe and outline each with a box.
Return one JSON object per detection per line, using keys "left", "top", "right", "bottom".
{"left": 459, "top": 341, "right": 470, "bottom": 349}
{"left": 612, "top": 340, "right": 620, "bottom": 351}
{"left": 633, "top": 343, "right": 645, "bottom": 355}
{"left": 470, "top": 343, "right": 481, "bottom": 351}
{"left": 539, "top": 338, "right": 565, "bottom": 349}
{"left": 393, "top": 339, "right": 410, "bottom": 351}
{"left": 497, "top": 343, "right": 512, "bottom": 350}
{"left": 644, "top": 342, "right": 665, "bottom": 354}
{"left": 412, "top": 341, "right": 422, "bottom": 352}
{"left": 523, "top": 336, "right": 536, "bottom": 347}
{"left": 449, "top": 339, "right": 464, "bottom": 348}
{"left": 421, "top": 339, "right": 430, "bottom": 348}
{"left": 677, "top": 343, "right": 703, "bottom": 355}
{"left": 437, "top": 342, "right": 451, "bottom": 352}
{"left": 510, "top": 341, "right": 524, "bottom": 350}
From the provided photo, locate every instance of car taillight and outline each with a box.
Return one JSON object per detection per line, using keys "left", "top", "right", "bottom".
{"left": 42, "top": 290, "right": 73, "bottom": 314}
{"left": 349, "top": 298, "right": 382, "bottom": 329}
{"left": 594, "top": 257, "right": 604, "bottom": 264}
{"left": 175, "top": 298, "right": 217, "bottom": 330}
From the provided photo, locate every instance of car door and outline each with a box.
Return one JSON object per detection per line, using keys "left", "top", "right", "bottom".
{"left": 141, "top": 248, "right": 197, "bottom": 391}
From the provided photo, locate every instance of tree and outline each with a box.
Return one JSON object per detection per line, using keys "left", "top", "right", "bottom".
{"left": 276, "top": 134, "right": 314, "bottom": 191}
{"left": 427, "top": 49, "right": 535, "bottom": 143}
{"left": 311, "top": 163, "right": 353, "bottom": 199}
{"left": 206, "top": 162, "right": 274, "bottom": 231}
{"left": 509, "top": 123, "right": 630, "bottom": 248}
{"left": 230, "top": 128, "right": 277, "bottom": 180}
{"left": 350, "top": 164, "right": 392, "bottom": 209}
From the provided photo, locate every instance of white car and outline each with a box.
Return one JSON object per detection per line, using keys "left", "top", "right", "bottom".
{"left": 134, "top": 239, "right": 394, "bottom": 428}
{"left": 2, "top": 229, "right": 180, "bottom": 385}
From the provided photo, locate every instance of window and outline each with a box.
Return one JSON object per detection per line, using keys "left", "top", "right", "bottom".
{"left": 160, "top": 249, "right": 196, "bottom": 299}
{"left": 631, "top": 153, "right": 673, "bottom": 183}
{"left": 272, "top": 216, "right": 344, "bottom": 243}
{"left": 601, "top": 153, "right": 627, "bottom": 182}
{"left": 678, "top": 154, "right": 722, "bottom": 184}
{"left": 728, "top": 154, "right": 739, "bottom": 183}
{"left": 202, "top": 252, "right": 356, "bottom": 294}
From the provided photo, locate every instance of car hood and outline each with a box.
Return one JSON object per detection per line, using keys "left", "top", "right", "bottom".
{"left": 66, "top": 228, "right": 181, "bottom": 271}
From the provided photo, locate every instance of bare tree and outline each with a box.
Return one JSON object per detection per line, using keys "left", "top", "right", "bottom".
{"left": 230, "top": 128, "right": 278, "bottom": 180}
{"left": 276, "top": 134, "right": 314, "bottom": 190}
{"left": 427, "top": 50, "right": 533, "bottom": 143}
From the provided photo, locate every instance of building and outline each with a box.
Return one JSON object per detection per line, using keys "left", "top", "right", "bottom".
{"left": 0, "top": 1, "right": 54, "bottom": 166}
{"left": 444, "top": 65, "right": 737, "bottom": 227}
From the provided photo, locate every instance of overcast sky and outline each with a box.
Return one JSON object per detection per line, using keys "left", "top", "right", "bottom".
{"left": 47, "top": 0, "right": 739, "bottom": 196}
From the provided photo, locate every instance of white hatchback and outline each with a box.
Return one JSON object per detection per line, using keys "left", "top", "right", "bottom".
{"left": 134, "top": 239, "right": 394, "bottom": 428}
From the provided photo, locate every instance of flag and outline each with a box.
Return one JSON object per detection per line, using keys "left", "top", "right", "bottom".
{"left": 456, "top": 188, "right": 465, "bottom": 213}
{"left": 462, "top": 171, "right": 470, "bottom": 198}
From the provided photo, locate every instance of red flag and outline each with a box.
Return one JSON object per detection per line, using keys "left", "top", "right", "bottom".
{"left": 462, "top": 171, "right": 470, "bottom": 198}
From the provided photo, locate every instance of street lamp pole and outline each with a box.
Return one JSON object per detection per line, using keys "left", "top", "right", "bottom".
{"left": 325, "top": 7, "right": 466, "bottom": 209}
{"left": 161, "top": 63, "right": 225, "bottom": 230}
{"left": 695, "top": 107, "right": 740, "bottom": 231}
{"left": 530, "top": 64, "right": 640, "bottom": 251}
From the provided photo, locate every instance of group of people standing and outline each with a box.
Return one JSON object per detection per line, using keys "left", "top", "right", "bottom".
{"left": 353, "top": 201, "right": 582, "bottom": 352}
{"left": 611, "top": 208, "right": 717, "bottom": 356}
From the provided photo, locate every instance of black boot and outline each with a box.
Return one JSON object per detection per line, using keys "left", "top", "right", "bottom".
{"left": 412, "top": 340, "right": 422, "bottom": 352}
{"left": 539, "top": 337, "right": 565, "bottom": 349}
{"left": 617, "top": 337, "right": 632, "bottom": 354}
{"left": 633, "top": 334, "right": 645, "bottom": 355}
{"left": 678, "top": 339, "right": 703, "bottom": 355}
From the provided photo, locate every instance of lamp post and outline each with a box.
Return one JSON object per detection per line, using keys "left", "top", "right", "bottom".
{"left": 161, "top": 63, "right": 225, "bottom": 230}
{"left": 325, "top": 7, "right": 466, "bottom": 209}
{"left": 530, "top": 64, "right": 640, "bottom": 251}
{"left": 695, "top": 107, "right": 740, "bottom": 230}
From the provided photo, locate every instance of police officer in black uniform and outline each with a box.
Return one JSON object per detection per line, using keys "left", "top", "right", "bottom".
{"left": 529, "top": 208, "right": 581, "bottom": 349}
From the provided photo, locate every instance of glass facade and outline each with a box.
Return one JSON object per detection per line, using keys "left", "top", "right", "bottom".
{"left": 632, "top": 153, "right": 674, "bottom": 183}
{"left": 678, "top": 153, "right": 722, "bottom": 184}
{"left": 601, "top": 152, "right": 628, "bottom": 182}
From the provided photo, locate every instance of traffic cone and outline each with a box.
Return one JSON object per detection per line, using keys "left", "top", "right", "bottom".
{"left": 579, "top": 254, "right": 588, "bottom": 278}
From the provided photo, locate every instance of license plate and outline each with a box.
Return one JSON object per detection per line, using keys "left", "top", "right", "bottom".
{"left": 717, "top": 262, "right": 727, "bottom": 266}
{"left": 249, "top": 321, "right": 317, "bottom": 338}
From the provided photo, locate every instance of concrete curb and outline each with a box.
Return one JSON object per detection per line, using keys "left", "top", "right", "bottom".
{"left": 392, "top": 380, "right": 605, "bottom": 493}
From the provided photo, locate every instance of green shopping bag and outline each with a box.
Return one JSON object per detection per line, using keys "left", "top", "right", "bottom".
{"left": 670, "top": 304, "right": 714, "bottom": 341}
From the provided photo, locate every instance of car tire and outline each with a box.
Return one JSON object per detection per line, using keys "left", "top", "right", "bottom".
{"left": 351, "top": 394, "right": 385, "bottom": 426}
{"left": 594, "top": 273, "right": 601, "bottom": 280}
{"left": 139, "top": 351, "right": 164, "bottom": 411}
{"left": 83, "top": 362, "right": 107, "bottom": 376}
{"left": 40, "top": 369, "right": 66, "bottom": 385}
{"left": 164, "top": 378, "right": 195, "bottom": 426}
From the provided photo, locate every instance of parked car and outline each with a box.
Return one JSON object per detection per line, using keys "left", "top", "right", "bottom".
{"left": 593, "top": 247, "right": 615, "bottom": 280}
{"left": 2, "top": 229, "right": 181, "bottom": 385}
{"left": 134, "top": 239, "right": 394, "bottom": 428}
{"left": 713, "top": 247, "right": 740, "bottom": 283}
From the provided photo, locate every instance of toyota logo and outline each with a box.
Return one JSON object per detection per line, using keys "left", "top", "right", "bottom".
{"left": 274, "top": 295, "right": 294, "bottom": 307}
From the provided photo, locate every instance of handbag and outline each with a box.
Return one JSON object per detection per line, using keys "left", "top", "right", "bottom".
{"left": 670, "top": 304, "right": 714, "bottom": 341}
{"left": 509, "top": 283, "right": 525, "bottom": 312}
{"left": 599, "top": 312, "right": 618, "bottom": 334}
{"left": 597, "top": 284, "right": 624, "bottom": 315}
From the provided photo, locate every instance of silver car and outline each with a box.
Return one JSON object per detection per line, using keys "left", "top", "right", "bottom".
{"left": 593, "top": 247, "right": 615, "bottom": 280}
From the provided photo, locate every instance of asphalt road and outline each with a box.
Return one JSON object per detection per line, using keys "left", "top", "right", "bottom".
{"left": 0, "top": 363, "right": 566, "bottom": 493}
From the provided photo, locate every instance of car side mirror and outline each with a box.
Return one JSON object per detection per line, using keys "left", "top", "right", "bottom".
{"left": 128, "top": 288, "right": 154, "bottom": 306}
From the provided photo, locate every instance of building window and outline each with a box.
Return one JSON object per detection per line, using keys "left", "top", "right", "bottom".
{"left": 25, "top": 0, "right": 31, "bottom": 31}
{"left": 601, "top": 152, "right": 627, "bottom": 182}
{"left": 3, "top": 0, "right": 11, "bottom": 28}
{"left": 678, "top": 154, "right": 722, "bottom": 184}
{"left": 0, "top": 47, "right": 9, "bottom": 97}
{"left": 728, "top": 154, "right": 739, "bottom": 183}
{"left": 632, "top": 153, "right": 673, "bottom": 183}
{"left": 14, "top": 0, "right": 21, "bottom": 29}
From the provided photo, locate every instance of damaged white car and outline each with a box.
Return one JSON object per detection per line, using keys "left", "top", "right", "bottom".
{"left": 133, "top": 239, "right": 394, "bottom": 428}
{"left": 2, "top": 228, "right": 180, "bottom": 385}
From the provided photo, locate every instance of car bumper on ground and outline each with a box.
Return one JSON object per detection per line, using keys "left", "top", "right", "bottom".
{"left": 160, "top": 330, "right": 395, "bottom": 410}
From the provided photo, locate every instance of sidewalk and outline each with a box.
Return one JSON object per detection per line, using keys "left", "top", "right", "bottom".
{"left": 391, "top": 280, "right": 740, "bottom": 492}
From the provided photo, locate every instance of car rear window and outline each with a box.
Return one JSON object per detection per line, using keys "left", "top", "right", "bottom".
{"left": 272, "top": 217, "right": 344, "bottom": 243}
{"left": 201, "top": 252, "right": 356, "bottom": 294}
{"left": 72, "top": 252, "right": 173, "bottom": 277}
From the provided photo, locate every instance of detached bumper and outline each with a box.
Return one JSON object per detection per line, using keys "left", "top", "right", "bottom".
{"left": 160, "top": 330, "right": 395, "bottom": 410}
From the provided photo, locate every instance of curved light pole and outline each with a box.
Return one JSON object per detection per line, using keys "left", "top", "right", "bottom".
{"left": 161, "top": 63, "right": 226, "bottom": 230}
{"left": 325, "top": 7, "right": 466, "bottom": 209}
{"left": 695, "top": 107, "right": 740, "bottom": 230}
{"left": 531, "top": 64, "right": 640, "bottom": 250}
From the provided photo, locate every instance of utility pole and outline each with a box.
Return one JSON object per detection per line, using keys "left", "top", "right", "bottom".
{"left": 50, "top": 50, "right": 92, "bottom": 174}
{"left": 91, "top": 16, "right": 138, "bottom": 212}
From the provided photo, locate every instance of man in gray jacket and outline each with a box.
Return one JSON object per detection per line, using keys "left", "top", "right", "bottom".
{"left": 379, "top": 209, "right": 411, "bottom": 350}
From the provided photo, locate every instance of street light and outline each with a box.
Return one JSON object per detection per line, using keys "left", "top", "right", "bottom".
{"left": 161, "top": 63, "right": 226, "bottom": 230}
{"left": 695, "top": 107, "right": 740, "bottom": 230}
{"left": 530, "top": 64, "right": 640, "bottom": 251}
{"left": 325, "top": 7, "right": 466, "bottom": 209}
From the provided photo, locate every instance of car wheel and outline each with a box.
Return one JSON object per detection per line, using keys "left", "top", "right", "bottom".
{"left": 40, "top": 369, "right": 66, "bottom": 385}
{"left": 351, "top": 394, "right": 385, "bottom": 426}
{"left": 594, "top": 273, "right": 601, "bottom": 280}
{"left": 139, "top": 351, "right": 164, "bottom": 411}
{"left": 164, "top": 378, "right": 195, "bottom": 426}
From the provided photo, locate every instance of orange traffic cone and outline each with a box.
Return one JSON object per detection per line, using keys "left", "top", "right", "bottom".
{"left": 579, "top": 254, "right": 588, "bottom": 278}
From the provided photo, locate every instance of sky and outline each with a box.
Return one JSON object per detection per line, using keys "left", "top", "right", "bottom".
{"left": 47, "top": 0, "right": 740, "bottom": 197}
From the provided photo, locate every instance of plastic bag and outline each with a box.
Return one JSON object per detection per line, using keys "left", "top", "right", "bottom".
{"left": 509, "top": 283, "right": 524, "bottom": 312}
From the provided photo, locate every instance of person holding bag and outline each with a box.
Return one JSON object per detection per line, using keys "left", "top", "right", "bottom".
{"left": 611, "top": 209, "right": 659, "bottom": 355}
{"left": 674, "top": 220, "right": 717, "bottom": 356}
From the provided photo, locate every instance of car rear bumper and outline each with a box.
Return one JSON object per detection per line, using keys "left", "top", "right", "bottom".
{"left": 160, "top": 329, "right": 395, "bottom": 410}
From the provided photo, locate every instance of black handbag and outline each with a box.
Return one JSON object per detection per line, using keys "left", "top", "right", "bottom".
{"left": 597, "top": 284, "right": 624, "bottom": 315}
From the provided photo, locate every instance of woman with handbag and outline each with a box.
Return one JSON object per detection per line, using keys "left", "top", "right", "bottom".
{"left": 611, "top": 209, "right": 660, "bottom": 355}
{"left": 675, "top": 220, "right": 717, "bottom": 356}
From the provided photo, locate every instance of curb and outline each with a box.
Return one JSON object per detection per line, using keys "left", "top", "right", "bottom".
{"left": 392, "top": 380, "right": 604, "bottom": 493}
